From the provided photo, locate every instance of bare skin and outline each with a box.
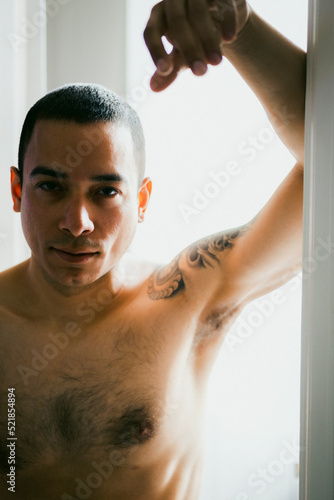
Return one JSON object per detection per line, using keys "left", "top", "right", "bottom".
{"left": 0, "top": 1, "right": 306, "bottom": 499}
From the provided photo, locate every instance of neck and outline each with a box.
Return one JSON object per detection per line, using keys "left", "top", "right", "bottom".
{"left": 23, "top": 257, "right": 126, "bottom": 324}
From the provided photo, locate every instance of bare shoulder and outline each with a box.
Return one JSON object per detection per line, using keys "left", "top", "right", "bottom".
{"left": 0, "top": 261, "right": 30, "bottom": 313}
{"left": 0, "top": 260, "right": 28, "bottom": 283}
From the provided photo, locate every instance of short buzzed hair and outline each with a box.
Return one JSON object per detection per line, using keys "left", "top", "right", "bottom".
{"left": 18, "top": 83, "right": 145, "bottom": 182}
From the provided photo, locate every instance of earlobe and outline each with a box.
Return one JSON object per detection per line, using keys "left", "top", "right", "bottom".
{"left": 138, "top": 177, "right": 152, "bottom": 223}
{"left": 10, "top": 167, "right": 22, "bottom": 213}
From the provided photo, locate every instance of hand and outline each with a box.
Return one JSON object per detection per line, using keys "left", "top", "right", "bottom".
{"left": 144, "top": 0, "right": 249, "bottom": 92}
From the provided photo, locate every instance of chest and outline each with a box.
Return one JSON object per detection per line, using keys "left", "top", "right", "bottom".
{"left": 0, "top": 308, "right": 196, "bottom": 475}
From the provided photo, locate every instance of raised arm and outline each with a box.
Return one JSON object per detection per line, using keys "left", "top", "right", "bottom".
{"left": 145, "top": 1, "right": 306, "bottom": 333}
{"left": 144, "top": 0, "right": 306, "bottom": 164}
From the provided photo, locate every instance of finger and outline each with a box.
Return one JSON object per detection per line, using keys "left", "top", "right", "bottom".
{"left": 215, "top": 0, "right": 237, "bottom": 42}
{"left": 165, "top": 0, "right": 208, "bottom": 76}
{"left": 187, "top": 0, "right": 222, "bottom": 65}
{"left": 150, "top": 50, "right": 184, "bottom": 92}
{"left": 150, "top": 69, "right": 179, "bottom": 92}
{"left": 144, "top": 2, "right": 173, "bottom": 75}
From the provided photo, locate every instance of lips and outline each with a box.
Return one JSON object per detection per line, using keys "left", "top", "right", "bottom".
{"left": 56, "top": 248, "right": 98, "bottom": 255}
{"left": 52, "top": 247, "right": 99, "bottom": 264}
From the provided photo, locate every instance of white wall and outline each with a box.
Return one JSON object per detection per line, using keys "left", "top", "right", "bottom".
{"left": 46, "top": 0, "right": 126, "bottom": 94}
{"left": 0, "top": 0, "right": 46, "bottom": 269}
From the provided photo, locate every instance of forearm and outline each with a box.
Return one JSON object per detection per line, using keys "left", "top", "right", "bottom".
{"left": 223, "top": 9, "right": 306, "bottom": 165}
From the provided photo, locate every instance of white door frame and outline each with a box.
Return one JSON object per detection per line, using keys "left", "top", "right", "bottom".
{"left": 300, "top": 0, "right": 334, "bottom": 498}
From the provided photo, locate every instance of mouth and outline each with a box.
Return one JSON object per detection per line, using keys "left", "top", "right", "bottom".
{"left": 52, "top": 247, "right": 99, "bottom": 264}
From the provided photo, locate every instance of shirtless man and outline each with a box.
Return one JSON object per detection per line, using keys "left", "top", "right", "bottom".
{"left": 0, "top": 1, "right": 306, "bottom": 498}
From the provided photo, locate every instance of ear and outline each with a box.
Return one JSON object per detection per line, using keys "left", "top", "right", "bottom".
{"left": 138, "top": 177, "right": 152, "bottom": 223}
{"left": 10, "top": 167, "right": 22, "bottom": 213}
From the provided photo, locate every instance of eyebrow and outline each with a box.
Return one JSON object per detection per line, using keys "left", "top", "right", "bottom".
{"left": 29, "top": 166, "right": 67, "bottom": 180}
{"left": 29, "top": 166, "right": 125, "bottom": 183}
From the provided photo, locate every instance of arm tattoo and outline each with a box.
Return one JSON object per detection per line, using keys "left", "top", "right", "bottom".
{"left": 148, "top": 227, "right": 247, "bottom": 301}
{"left": 148, "top": 255, "right": 184, "bottom": 300}
{"left": 187, "top": 229, "right": 242, "bottom": 268}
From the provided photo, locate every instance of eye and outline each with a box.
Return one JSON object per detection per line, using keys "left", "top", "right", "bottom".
{"left": 96, "top": 186, "right": 119, "bottom": 197}
{"left": 37, "top": 181, "right": 62, "bottom": 192}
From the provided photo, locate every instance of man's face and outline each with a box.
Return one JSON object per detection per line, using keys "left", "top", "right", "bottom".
{"left": 12, "top": 119, "right": 150, "bottom": 290}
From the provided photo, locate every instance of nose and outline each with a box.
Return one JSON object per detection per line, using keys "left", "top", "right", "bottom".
{"left": 59, "top": 198, "right": 94, "bottom": 237}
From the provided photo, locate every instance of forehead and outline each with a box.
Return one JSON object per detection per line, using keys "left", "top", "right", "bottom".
{"left": 24, "top": 120, "right": 137, "bottom": 181}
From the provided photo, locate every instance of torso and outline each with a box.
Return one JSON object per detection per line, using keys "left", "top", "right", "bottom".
{"left": 0, "top": 257, "right": 239, "bottom": 500}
